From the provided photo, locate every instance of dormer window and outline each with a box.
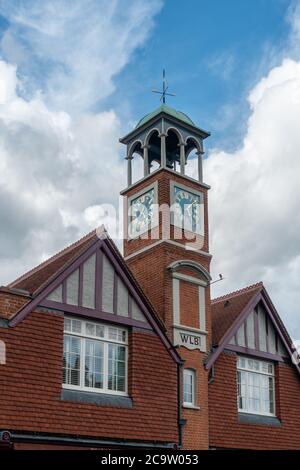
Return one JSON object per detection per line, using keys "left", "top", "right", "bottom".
{"left": 63, "top": 317, "right": 128, "bottom": 395}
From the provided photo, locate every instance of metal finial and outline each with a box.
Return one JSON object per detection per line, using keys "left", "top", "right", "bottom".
{"left": 152, "top": 69, "right": 175, "bottom": 104}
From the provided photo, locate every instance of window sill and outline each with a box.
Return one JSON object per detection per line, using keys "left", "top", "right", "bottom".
{"left": 238, "top": 413, "right": 281, "bottom": 427}
{"left": 61, "top": 388, "right": 133, "bottom": 408}
{"left": 183, "top": 404, "right": 200, "bottom": 410}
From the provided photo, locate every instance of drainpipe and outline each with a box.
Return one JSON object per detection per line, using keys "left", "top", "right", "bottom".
{"left": 177, "top": 359, "right": 186, "bottom": 449}
{"left": 208, "top": 365, "right": 215, "bottom": 384}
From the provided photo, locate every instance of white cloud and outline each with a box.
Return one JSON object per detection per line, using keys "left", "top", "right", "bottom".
{"left": 0, "top": 0, "right": 162, "bottom": 112}
{"left": 0, "top": 1, "right": 162, "bottom": 284}
{"left": 0, "top": 58, "right": 124, "bottom": 279}
{"left": 206, "top": 51, "right": 236, "bottom": 81}
{"left": 205, "top": 53, "right": 300, "bottom": 339}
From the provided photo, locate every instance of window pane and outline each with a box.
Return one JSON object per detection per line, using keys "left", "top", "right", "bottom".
{"left": 269, "top": 377, "right": 275, "bottom": 414}
{"left": 72, "top": 319, "right": 82, "bottom": 334}
{"left": 63, "top": 335, "right": 81, "bottom": 386}
{"left": 183, "top": 370, "right": 194, "bottom": 405}
{"left": 86, "top": 323, "right": 95, "bottom": 336}
{"left": 108, "top": 344, "right": 126, "bottom": 392}
{"left": 84, "top": 339, "right": 104, "bottom": 389}
{"left": 96, "top": 325, "right": 105, "bottom": 338}
{"left": 64, "top": 318, "right": 71, "bottom": 332}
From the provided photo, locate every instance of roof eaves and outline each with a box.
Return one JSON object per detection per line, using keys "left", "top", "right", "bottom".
{"left": 212, "top": 282, "right": 264, "bottom": 305}
{"left": 120, "top": 111, "right": 210, "bottom": 144}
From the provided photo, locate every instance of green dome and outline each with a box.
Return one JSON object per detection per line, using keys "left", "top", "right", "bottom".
{"left": 136, "top": 104, "right": 195, "bottom": 128}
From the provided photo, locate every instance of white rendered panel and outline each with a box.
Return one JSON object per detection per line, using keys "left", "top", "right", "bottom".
{"left": 66, "top": 269, "right": 79, "bottom": 306}
{"left": 236, "top": 324, "right": 246, "bottom": 347}
{"left": 102, "top": 255, "right": 114, "bottom": 313}
{"left": 132, "top": 299, "right": 146, "bottom": 322}
{"left": 82, "top": 254, "right": 96, "bottom": 309}
{"left": 258, "top": 305, "right": 267, "bottom": 352}
{"left": 117, "top": 278, "right": 129, "bottom": 317}
{"left": 246, "top": 311, "right": 255, "bottom": 349}
{"left": 47, "top": 284, "right": 63, "bottom": 302}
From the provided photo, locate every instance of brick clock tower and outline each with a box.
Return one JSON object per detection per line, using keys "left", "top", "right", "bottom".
{"left": 120, "top": 103, "right": 212, "bottom": 449}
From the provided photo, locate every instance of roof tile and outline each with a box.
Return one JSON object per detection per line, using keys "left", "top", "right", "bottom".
{"left": 211, "top": 282, "right": 263, "bottom": 345}
{"left": 8, "top": 230, "right": 99, "bottom": 296}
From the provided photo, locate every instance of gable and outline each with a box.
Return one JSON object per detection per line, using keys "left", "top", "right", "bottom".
{"left": 212, "top": 287, "right": 260, "bottom": 345}
{"left": 207, "top": 284, "right": 300, "bottom": 375}
{"left": 7, "top": 233, "right": 180, "bottom": 364}
{"left": 45, "top": 250, "right": 147, "bottom": 324}
{"left": 228, "top": 301, "right": 288, "bottom": 358}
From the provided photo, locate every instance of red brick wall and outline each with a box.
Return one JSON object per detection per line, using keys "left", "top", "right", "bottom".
{"left": 126, "top": 242, "right": 211, "bottom": 335}
{"left": 209, "top": 352, "right": 300, "bottom": 449}
{"left": 0, "top": 309, "right": 178, "bottom": 445}
{"left": 123, "top": 169, "right": 210, "bottom": 258}
{"left": 125, "top": 241, "right": 212, "bottom": 451}
{"left": 0, "top": 291, "right": 29, "bottom": 320}
{"left": 179, "top": 282, "right": 199, "bottom": 329}
{"left": 122, "top": 169, "right": 212, "bottom": 450}
{"left": 180, "top": 348, "right": 209, "bottom": 450}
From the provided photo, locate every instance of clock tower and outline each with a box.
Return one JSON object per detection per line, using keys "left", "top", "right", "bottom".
{"left": 120, "top": 103, "right": 212, "bottom": 449}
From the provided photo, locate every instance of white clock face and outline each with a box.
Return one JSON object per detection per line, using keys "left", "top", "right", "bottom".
{"left": 173, "top": 186, "right": 202, "bottom": 234}
{"left": 129, "top": 188, "right": 154, "bottom": 237}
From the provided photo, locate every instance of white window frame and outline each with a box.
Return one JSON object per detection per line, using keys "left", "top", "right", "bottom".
{"left": 183, "top": 368, "right": 196, "bottom": 408}
{"left": 63, "top": 317, "right": 128, "bottom": 396}
{"left": 237, "top": 356, "right": 275, "bottom": 417}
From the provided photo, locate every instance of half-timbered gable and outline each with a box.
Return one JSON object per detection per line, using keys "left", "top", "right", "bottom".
{"left": 0, "top": 229, "right": 180, "bottom": 449}
{"left": 208, "top": 283, "right": 300, "bottom": 450}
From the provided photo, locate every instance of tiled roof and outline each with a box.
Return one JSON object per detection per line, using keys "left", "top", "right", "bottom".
{"left": 211, "top": 282, "right": 263, "bottom": 345}
{"left": 8, "top": 230, "right": 99, "bottom": 296}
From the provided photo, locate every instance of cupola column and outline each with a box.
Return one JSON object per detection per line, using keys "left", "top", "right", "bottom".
{"left": 126, "top": 154, "right": 133, "bottom": 186}
{"left": 197, "top": 150, "right": 204, "bottom": 183}
{"left": 160, "top": 133, "right": 167, "bottom": 168}
{"left": 143, "top": 145, "right": 150, "bottom": 176}
{"left": 179, "top": 143, "right": 186, "bottom": 175}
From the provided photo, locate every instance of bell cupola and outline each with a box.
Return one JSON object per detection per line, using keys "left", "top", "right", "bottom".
{"left": 119, "top": 103, "right": 210, "bottom": 188}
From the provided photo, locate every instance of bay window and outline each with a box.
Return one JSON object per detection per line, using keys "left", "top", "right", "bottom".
{"left": 63, "top": 317, "right": 128, "bottom": 395}
{"left": 237, "top": 356, "right": 275, "bottom": 416}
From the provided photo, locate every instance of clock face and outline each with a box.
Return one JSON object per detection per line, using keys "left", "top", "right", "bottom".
{"left": 173, "top": 186, "right": 202, "bottom": 234}
{"left": 129, "top": 188, "right": 155, "bottom": 237}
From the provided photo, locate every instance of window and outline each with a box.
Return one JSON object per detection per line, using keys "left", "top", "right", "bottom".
{"left": 183, "top": 369, "right": 196, "bottom": 407}
{"left": 63, "top": 317, "right": 128, "bottom": 395}
{"left": 237, "top": 356, "right": 275, "bottom": 416}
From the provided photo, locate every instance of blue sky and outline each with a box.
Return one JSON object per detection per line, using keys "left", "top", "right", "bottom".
{"left": 111, "top": 0, "right": 292, "bottom": 150}
{"left": 0, "top": 0, "right": 300, "bottom": 340}
{"left": 0, "top": 0, "right": 292, "bottom": 151}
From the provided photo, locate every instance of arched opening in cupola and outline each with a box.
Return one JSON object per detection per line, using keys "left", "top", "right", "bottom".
{"left": 165, "top": 128, "right": 182, "bottom": 171}
{"left": 185, "top": 137, "right": 202, "bottom": 180}
{"left": 147, "top": 129, "right": 161, "bottom": 173}
{"left": 130, "top": 140, "right": 143, "bottom": 184}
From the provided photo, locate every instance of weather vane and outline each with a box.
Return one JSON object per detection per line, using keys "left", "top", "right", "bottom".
{"left": 152, "top": 69, "right": 175, "bottom": 104}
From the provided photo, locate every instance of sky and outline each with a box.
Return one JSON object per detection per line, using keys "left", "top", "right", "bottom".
{"left": 0, "top": 0, "right": 300, "bottom": 340}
